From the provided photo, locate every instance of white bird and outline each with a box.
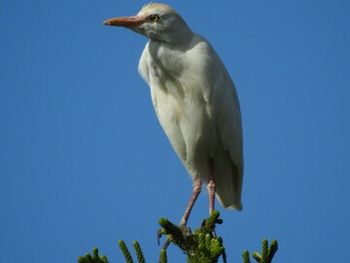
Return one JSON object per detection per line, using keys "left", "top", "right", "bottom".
{"left": 104, "top": 3, "right": 243, "bottom": 225}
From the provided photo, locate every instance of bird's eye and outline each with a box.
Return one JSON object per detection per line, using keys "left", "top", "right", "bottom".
{"left": 149, "top": 14, "right": 160, "bottom": 22}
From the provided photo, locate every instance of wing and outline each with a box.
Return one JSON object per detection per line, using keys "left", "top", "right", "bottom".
{"left": 216, "top": 75, "right": 244, "bottom": 209}
{"left": 138, "top": 41, "right": 187, "bottom": 161}
{"left": 201, "top": 40, "right": 244, "bottom": 209}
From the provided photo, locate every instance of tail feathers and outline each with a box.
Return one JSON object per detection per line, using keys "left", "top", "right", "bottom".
{"left": 214, "top": 162, "right": 243, "bottom": 211}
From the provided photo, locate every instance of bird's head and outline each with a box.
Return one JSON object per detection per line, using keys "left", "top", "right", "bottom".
{"left": 103, "top": 3, "right": 193, "bottom": 44}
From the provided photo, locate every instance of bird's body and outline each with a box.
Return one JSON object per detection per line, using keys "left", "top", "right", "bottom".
{"left": 139, "top": 34, "right": 243, "bottom": 209}
{"left": 104, "top": 3, "right": 243, "bottom": 222}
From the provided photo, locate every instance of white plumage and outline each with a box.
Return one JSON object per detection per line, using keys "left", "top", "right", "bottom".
{"left": 104, "top": 2, "right": 243, "bottom": 224}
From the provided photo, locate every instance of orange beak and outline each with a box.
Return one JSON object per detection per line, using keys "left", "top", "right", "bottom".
{"left": 103, "top": 16, "right": 145, "bottom": 28}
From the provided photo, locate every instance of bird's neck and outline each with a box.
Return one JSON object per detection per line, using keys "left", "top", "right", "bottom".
{"left": 156, "top": 29, "right": 194, "bottom": 50}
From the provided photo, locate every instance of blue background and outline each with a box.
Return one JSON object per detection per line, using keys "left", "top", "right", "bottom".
{"left": 1, "top": 1, "right": 349, "bottom": 262}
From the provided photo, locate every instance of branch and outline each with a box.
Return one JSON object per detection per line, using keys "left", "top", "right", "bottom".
{"left": 158, "top": 210, "right": 226, "bottom": 263}
{"left": 78, "top": 212, "right": 278, "bottom": 263}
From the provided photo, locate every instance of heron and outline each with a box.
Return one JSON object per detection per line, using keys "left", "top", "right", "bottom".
{"left": 104, "top": 2, "right": 243, "bottom": 226}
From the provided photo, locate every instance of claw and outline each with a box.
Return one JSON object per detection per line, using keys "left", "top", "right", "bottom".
{"left": 158, "top": 223, "right": 191, "bottom": 249}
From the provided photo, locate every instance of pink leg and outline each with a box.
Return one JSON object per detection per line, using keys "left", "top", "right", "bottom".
{"left": 180, "top": 179, "right": 202, "bottom": 226}
{"left": 207, "top": 159, "right": 216, "bottom": 215}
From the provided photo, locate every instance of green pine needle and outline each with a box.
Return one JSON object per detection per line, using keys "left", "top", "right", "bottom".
{"left": 250, "top": 239, "right": 279, "bottom": 263}
{"left": 242, "top": 250, "right": 251, "bottom": 263}
{"left": 78, "top": 248, "right": 109, "bottom": 263}
{"left": 268, "top": 240, "right": 278, "bottom": 262}
{"left": 133, "top": 241, "right": 146, "bottom": 263}
{"left": 118, "top": 240, "right": 134, "bottom": 263}
{"left": 159, "top": 249, "right": 168, "bottom": 263}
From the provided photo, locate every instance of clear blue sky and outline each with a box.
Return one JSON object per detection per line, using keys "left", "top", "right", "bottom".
{"left": 1, "top": 1, "right": 349, "bottom": 262}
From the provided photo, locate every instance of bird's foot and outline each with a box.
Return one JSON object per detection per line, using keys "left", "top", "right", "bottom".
{"left": 157, "top": 218, "right": 192, "bottom": 250}
{"left": 157, "top": 212, "right": 227, "bottom": 263}
{"left": 179, "top": 223, "right": 191, "bottom": 234}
